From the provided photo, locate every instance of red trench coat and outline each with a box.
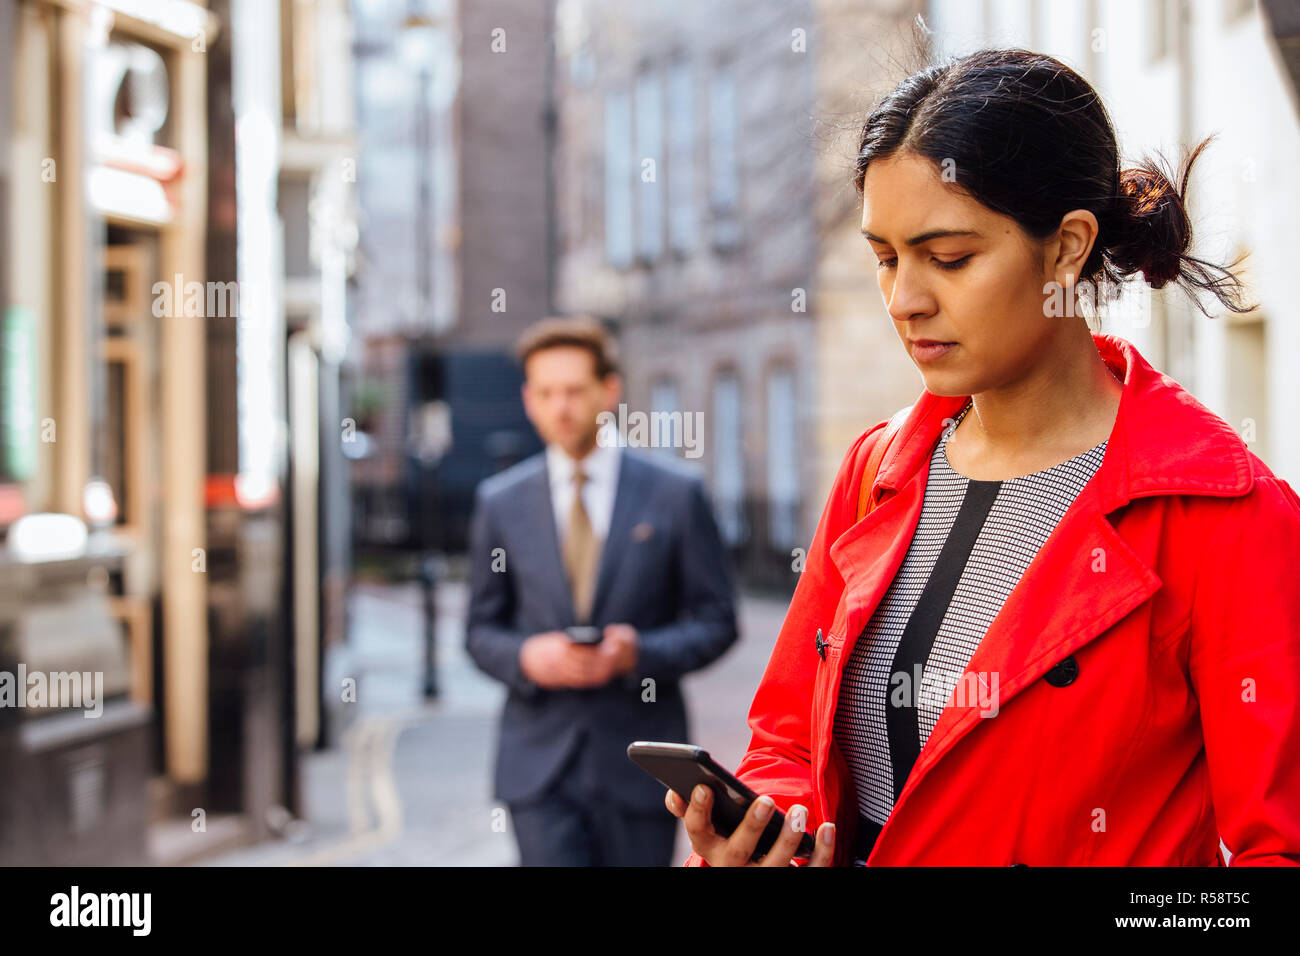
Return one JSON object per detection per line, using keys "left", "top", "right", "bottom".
{"left": 686, "top": 333, "right": 1300, "bottom": 866}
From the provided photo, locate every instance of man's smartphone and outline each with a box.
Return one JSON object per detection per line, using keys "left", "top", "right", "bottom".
{"left": 627, "top": 741, "right": 816, "bottom": 861}
{"left": 565, "top": 626, "right": 603, "bottom": 645}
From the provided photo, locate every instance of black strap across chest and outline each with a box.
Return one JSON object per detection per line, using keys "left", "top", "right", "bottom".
{"left": 885, "top": 477, "right": 1002, "bottom": 800}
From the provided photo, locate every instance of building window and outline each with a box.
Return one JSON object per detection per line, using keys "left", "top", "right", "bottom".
{"left": 1226, "top": 315, "right": 1269, "bottom": 464}
{"left": 707, "top": 65, "right": 741, "bottom": 249}
{"left": 649, "top": 377, "right": 680, "bottom": 457}
{"left": 712, "top": 371, "right": 746, "bottom": 546}
{"left": 1147, "top": 0, "right": 1172, "bottom": 62}
{"left": 766, "top": 367, "right": 799, "bottom": 552}
{"left": 603, "top": 87, "right": 634, "bottom": 267}
{"left": 667, "top": 62, "right": 696, "bottom": 255}
{"left": 634, "top": 71, "right": 665, "bottom": 263}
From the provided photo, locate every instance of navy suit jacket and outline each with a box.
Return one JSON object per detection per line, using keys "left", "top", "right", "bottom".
{"left": 466, "top": 445, "right": 739, "bottom": 811}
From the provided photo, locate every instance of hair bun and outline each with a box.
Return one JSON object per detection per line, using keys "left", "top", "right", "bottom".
{"left": 1114, "top": 162, "right": 1190, "bottom": 288}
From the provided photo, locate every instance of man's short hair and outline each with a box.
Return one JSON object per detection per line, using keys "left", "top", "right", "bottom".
{"left": 514, "top": 315, "right": 620, "bottom": 381}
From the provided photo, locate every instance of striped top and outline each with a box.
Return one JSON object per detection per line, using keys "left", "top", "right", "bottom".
{"left": 833, "top": 401, "right": 1107, "bottom": 862}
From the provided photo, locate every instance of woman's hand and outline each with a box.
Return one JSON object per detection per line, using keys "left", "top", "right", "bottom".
{"left": 666, "top": 785, "right": 836, "bottom": 866}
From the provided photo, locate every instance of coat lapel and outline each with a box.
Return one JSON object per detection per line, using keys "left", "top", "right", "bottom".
{"left": 588, "top": 450, "right": 647, "bottom": 623}
{"left": 531, "top": 457, "right": 579, "bottom": 623}
{"left": 828, "top": 464, "right": 930, "bottom": 641}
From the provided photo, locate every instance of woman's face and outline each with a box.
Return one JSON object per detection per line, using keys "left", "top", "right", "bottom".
{"left": 860, "top": 151, "right": 1072, "bottom": 398}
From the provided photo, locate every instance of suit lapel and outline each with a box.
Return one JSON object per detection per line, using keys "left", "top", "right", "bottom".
{"left": 530, "top": 457, "right": 579, "bottom": 623}
{"left": 588, "top": 450, "right": 646, "bottom": 623}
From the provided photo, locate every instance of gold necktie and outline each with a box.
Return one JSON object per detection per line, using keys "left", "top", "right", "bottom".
{"left": 562, "top": 466, "right": 601, "bottom": 623}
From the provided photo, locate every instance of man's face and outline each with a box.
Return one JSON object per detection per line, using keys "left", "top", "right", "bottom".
{"left": 521, "top": 346, "right": 621, "bottom": 457}
{"left": 861, "top": 151, "right": 1062, "bottom": 398}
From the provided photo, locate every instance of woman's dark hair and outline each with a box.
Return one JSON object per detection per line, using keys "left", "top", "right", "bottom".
{"left": 852, "top": 48, "right": 1253, "bottom": 316}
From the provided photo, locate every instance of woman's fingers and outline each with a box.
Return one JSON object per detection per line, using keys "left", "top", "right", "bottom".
{"left": 682, "top": 785, "right": 727, "bottom": 862}
{"left": 807, "top": 822, "right": 836, "bottom": 866}
{"left": 757, "top": 803, "right": 808, "bottom": 867}
{"left": 714, "top": 794, "right": 776, "bottom": 866}
{"left": 673, "top": 785, "right": 837, "bottom": 866}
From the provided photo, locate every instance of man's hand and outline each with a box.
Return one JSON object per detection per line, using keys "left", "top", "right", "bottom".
{"left": 518, "top": 626, "right": 640, "bottom": 689}
{"left": 519, "top": 631, "right": 606, "bottom": 688}
{"left": 600, "top": 623, "right": 639, "bottom": 680}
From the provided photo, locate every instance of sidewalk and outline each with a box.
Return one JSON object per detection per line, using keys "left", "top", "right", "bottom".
{"left": 202, "top": 578, "right": 791, "bottom": 866}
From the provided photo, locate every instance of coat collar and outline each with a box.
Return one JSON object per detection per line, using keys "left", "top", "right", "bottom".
{"left": 872, "top": 333, "right": 1256, "bottom": 513}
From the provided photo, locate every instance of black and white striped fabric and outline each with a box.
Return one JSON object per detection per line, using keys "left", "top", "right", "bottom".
{"left": 834, "top": 401, "right": 1107, "bottom": 863}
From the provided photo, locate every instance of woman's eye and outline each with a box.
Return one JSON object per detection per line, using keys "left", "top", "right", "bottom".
{"left": 875, "top": 254, "right": 972, "bottom": 271}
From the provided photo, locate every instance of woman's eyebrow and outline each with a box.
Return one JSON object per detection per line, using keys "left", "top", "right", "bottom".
{"left": 862, "top": 228, "right": 984, "bottom": 245}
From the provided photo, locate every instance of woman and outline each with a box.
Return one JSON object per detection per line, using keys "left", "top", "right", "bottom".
{"left": 666, "top": 48, "right": 1300, "bottom": 866}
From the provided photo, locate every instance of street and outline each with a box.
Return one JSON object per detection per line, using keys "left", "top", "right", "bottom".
{"left": 203, "top": 579, "right": 790, "bottom": 866}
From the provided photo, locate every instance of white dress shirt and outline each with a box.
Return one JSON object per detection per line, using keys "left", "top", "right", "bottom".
{"left": 546, "top": 421, "right": 622, "bottom": 547}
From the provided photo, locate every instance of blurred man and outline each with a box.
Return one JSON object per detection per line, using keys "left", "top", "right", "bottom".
{"left": 466, "top": 316, "right": 738, "bottom": 866}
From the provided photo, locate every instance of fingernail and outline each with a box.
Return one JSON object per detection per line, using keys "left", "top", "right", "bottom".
{"left": 788, "top": 804, "right": 807, "bottom": 833}
{"left": 754, "top": 796, "right": 775, "bottom": 821}
{"left": 821, "top": 823, "right": 836, "bottom": 846}
{"left": 692, "top": 785, "right": 708, "bottom": 805}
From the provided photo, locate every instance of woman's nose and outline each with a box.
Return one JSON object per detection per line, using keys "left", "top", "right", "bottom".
{"left": 886, "top": 264, "right": 935, "bottom": 323}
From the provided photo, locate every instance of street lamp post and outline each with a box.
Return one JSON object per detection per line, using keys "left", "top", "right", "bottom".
{"left": 401, "top": 5, "right": 444, "bottom": 699}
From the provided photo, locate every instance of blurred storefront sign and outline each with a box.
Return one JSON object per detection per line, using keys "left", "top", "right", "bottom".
{"left": 93, "top": 0, "right": 209, "bottom": 42}
{"left": 0, "top": 306, "right": 36, "bottom": 485}
{"left": 88, "top": 39, "right": 180, "bottom": 224}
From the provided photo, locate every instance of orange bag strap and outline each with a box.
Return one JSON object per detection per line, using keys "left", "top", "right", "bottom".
{"left": 855, "top": 408, "right": 910, "bottom": 521}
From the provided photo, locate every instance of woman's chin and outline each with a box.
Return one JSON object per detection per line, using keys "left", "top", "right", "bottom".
{"left": 915, "top": 369, "right": 974, "bottom": 398}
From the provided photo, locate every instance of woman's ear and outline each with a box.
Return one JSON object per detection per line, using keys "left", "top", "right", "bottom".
{"left": 1053, "top": 208, "right": 1100, "bottom": 289}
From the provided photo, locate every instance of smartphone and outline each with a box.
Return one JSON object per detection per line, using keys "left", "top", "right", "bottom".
{"left": 627, "top": 741, "right": 816, "bottom": 861}
{"left": 565, "top": 625, "right": 603, "bottom": 645}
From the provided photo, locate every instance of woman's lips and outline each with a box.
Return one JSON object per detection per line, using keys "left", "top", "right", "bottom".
{"left": 911, "top": 340, "right": 958, "bottom": 363}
